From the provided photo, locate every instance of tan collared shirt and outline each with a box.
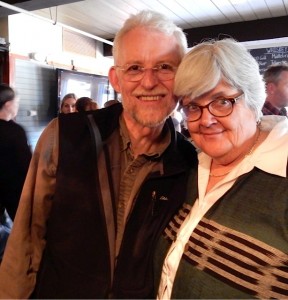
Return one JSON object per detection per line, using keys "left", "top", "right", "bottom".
{"left": 115, "top": 115, "right": 171, "bottom": 256}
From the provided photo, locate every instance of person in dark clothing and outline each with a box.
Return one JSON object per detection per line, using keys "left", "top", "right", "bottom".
{"left": 0, "top": 10, "right": 197, "bottom": 299}
{"left": 0, "top": 83, "right": 32, "bottom": 261}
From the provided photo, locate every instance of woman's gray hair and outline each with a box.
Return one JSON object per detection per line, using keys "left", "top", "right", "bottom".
{"left": 175, "top": 38, "right": 266, "bottom": 121}
{"left": 112, "top": 10, "right": 187, "bottom": 62}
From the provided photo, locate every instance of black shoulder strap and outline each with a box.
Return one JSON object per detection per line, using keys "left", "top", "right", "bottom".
{"left": 87, "top": 114, "right": 116, "bottom": 286}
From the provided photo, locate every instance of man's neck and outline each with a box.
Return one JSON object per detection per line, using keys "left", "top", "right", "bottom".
{"left": 123, "top": 113, "right": 166, "bottom": 157}
{"left": 265, "top": 97, "right": 283, "bottom": 110}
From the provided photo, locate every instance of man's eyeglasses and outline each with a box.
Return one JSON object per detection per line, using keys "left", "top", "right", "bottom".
{"left": 180, "top": 93, "right": 244, "bottom": 122}
{"left": 115, "top": 63, "right": 177, "bottom": 82}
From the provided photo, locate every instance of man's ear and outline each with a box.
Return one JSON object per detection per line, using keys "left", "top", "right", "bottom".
{"left": 266, "top": 82, "right": 276, "bottom": 95}
{"left": 109, "top": 67, "right": 121, "bottom": 93}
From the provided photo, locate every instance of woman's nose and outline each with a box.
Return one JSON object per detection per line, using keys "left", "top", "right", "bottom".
{"left": 199, "top": 107, "right": 217, "bottom": 127}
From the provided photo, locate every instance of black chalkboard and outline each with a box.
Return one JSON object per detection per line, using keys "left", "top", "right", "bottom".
{"left": 249, "top": 47, "right": 288, "bottom": 74}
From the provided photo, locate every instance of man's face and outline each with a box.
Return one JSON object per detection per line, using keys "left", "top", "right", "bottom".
{"left": 271, "top": 71, "right": 288, "bottom": 108}
{"left": 109, "top": 27, "right": 182, "bottom": 128}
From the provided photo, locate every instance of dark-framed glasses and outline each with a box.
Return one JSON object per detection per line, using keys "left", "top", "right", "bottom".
{"left": 115, "top": 63, "right": 177, "bottom": 82}
{"left": 180, "top": 93, "right": 244, "bottom": 122}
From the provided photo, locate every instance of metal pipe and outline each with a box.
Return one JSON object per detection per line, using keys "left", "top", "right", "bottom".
{"left": 0, "top": 1, "right": 113, "bottom": 45}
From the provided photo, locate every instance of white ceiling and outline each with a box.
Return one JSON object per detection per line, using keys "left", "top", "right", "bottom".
{"left": 30, "top": 0, "right": 288, "bottom": 42}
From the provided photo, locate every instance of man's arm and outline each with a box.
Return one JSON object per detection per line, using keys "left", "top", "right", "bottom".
{"left": 0, "top": 118, "right": 59, "bottom": 299}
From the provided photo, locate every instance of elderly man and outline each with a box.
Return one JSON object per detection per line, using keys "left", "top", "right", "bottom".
{"left": 0, "top": 10, "right": 196, "bottom": 299}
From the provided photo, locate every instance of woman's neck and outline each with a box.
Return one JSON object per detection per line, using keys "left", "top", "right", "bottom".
{"left": 206, "top": 128, "right": 264, "bottom": 192}
{"left": 212, "top": 127, "right": 261, "bottom": 170}
{"left": 0, "top": 110, "right": 11, "bottom": 121}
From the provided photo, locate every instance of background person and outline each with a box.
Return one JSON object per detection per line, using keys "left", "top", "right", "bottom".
{"left": 0, "top": 84, "right": 32, "bottom": 261}
{"left": 155, "top": 38, "right": 288, "bottom": 299}
{"left": 75, "top": 96, "right": 98, "bottom": 112}
{"left": 0, "top": 10, "right": 196, "bottom": 299}
{"left": 91, "top": 101, "right": 99, "bottom": 110}
{"left": 262, "top": 63, "right": 288, "bottom": 116}
{"left": 104, "top": 99, "right": 121, "bottom": 108}
{"left": 60, "top": 93, "right": 77, "bottom": 114}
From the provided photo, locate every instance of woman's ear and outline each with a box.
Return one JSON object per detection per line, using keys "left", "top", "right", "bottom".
{"left": 109, "top": 67, "right": 121, "bottom": 93}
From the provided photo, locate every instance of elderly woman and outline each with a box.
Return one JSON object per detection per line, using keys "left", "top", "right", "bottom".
{"left": 155, "top": 39, "right": 288, "bottom": 299}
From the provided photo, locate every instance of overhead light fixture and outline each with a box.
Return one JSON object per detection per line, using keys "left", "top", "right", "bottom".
{"left": 28, "top": 52, "right": 47, "bottom": 63}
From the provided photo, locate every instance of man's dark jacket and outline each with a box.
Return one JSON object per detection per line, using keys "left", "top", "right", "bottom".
{"left": 33, "top": 103, "right": 197, "bottom": 299}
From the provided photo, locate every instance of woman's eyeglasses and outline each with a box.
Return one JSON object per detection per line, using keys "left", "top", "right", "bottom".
{"left": 180, "top": 93, "right": 244, "bottom": 122}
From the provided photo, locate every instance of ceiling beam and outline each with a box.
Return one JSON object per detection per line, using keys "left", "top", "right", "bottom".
{"left": 184, "top": 16, "right": 288, "bottom": 47}
{"left": 0, "top": 0, "right": 113, "bottom": 45}
{"left": 0, "top": 0, "right": 83, "bottom": 17}
{"left": 104, "top": 16, "right": 288, "bottom": 56}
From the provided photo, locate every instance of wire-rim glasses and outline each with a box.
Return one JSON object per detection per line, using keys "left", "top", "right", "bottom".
{"left": 180, "top": 93, "right": 244, "bottom": 122}
{"left": 115, "top": 63, "right": 177, "bottom": 82}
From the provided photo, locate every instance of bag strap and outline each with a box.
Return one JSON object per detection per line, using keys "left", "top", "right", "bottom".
{"left": 87, "top": 114, "right": 116, "bottom": 285}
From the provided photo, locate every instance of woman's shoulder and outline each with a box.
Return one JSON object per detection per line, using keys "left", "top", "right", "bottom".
{"left": 10, "top": 120, "right": 26, "bottom": 132}
{"left": 0, "top": 120, "right": 27, "bottom": 137}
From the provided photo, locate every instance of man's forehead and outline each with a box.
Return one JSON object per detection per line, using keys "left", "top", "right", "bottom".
{"left": 118, "top": 31, "right": 182, "bottom": 65}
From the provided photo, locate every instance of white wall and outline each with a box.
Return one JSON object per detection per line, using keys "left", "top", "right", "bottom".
{"left": 8, "top": 14, "right": 62, "bottom": 56}
{"left": 8, "top": 13, "right": 113, "bottom": 76}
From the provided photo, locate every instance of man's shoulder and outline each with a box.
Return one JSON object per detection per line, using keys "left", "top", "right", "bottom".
{"left": 174, "top": 131, "right": 198, "bottom": 165}
{"left": 58, "top": 103, "right": 123, "bottom": 124}
{"left": 176, "top": 131, "right": 195, "bottom": 149}
{"left": 57, "top": 104, "right": 123, "bottom": 140}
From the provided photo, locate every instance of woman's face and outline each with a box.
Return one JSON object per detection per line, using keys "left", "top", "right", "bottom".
{"left": 61, "top": 98, "right": 76, "bottom": 114}
{"left": 184, "top": 80, "right": 257, "bottom": 162}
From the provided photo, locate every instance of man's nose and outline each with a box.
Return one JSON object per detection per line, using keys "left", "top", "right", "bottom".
{"left": 140, "top": 69, "right": 159, "bottom": 89}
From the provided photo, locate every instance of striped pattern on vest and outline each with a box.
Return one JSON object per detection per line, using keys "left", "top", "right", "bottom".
{"left": 164, "top": 203, "right": 288, "bottom": 299}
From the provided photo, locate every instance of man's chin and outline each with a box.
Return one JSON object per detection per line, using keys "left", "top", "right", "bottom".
{"left": 133, "top": 113, "right": 169, "bottom": 128}
{"left": 140, "top": 119, "right": 166, "bottom": 128}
